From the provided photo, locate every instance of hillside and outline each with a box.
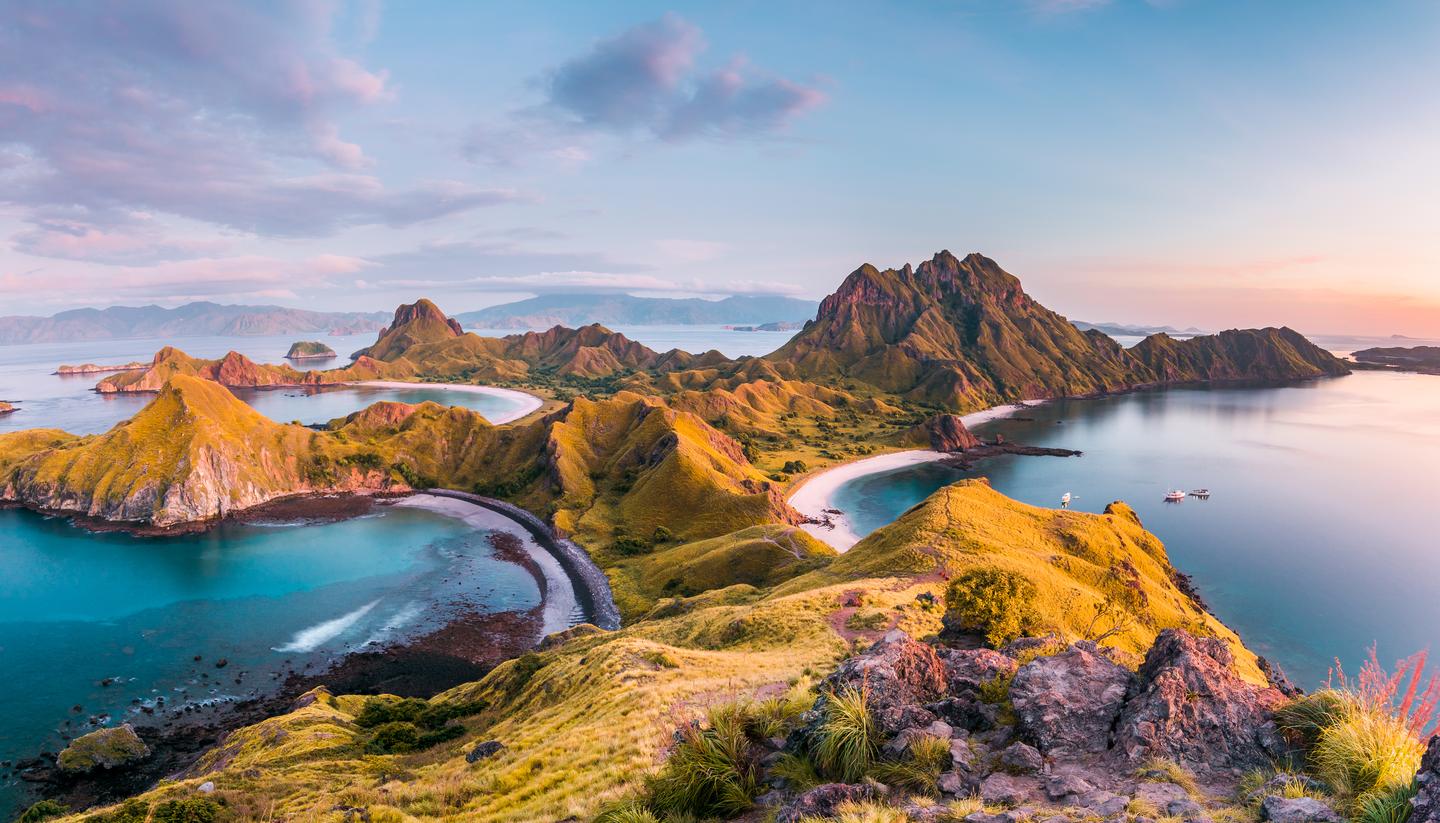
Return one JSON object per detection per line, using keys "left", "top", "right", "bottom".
{"left": 762, "top": 251, "right": 1349, "bottom": 411}
{"left": 1353, "top": 344, "right": 1440, "bottom": 373}
{"left": 94, "top": 346, "right": 404, "bottom": 392}
{"left": 0, "top": 302, "right": 387, "bottom": 345}
{"left": 55, "top": 476, "right": 1293, "bottom": 822}
{"left": 0, "top": 376, "right": 394, "bottom": 526}
{"left": 454, "top": 293, "right": 817, "bottom": 329}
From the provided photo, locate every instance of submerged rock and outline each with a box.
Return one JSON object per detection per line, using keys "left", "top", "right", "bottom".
{"left": 57, "top": 724, "right": 151, "bottom": 773}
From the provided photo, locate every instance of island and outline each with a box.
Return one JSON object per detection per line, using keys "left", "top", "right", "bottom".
{"left": 53, "top": 362, "right": 146, "bottom": 375}
{"left": 3, "top": 250, "right": 1378, "bottom": 823}
{"left": 0, "top": 401, "right": 14, "bottom": 416}
{"left": 283, "top": 340, "right": 338, "bottom": 360}
{"left": 1353, "top": 344, "right": 1440, "bottom": 374}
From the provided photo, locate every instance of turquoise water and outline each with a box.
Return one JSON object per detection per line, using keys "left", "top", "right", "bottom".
{"left": 832, "top": 371, "right": 1440, "bottom": 690}
{"left": 0, "top": 503, "right": 541, "bottom": 812}
{"left": 0, "top": 333, "right": 531, "bottom": 435}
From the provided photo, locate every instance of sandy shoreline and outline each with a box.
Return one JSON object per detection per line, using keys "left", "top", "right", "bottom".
{"left": 393, "top": 494, "right": 578, "bottom": 635}
{"left": 351, "top": 380, "right": 544, "bottom": 424}
{"left": 789, "top": 400, "right": 1045, "bottom": 551}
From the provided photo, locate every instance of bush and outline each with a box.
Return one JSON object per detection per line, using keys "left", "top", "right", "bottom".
{"left": 101, "top": 799, "right": 150, "bottom": 823}
{"left": 814, "top": 686, "right": 879, "bottom": 782}
{"left": 647, "top": 704, "right": 762, "bottom": 817}
{"left": 152, "top": 798, "right": 222, "bottom": 823}
{"left": 17, "top": 800, "right": 68, "bottom": 823}
{"left": 365, "top": 721, "right": 422, "bottom": 754}
{"left": 942, "top": 567, "right": 1041, "bottom": 647}
{"left": 1311, "top": 705, "right": 1422, "bottom": 806}
{"left": 870, "top": 733, "right": 950, "bottom": 795}
{"left": 1356, "top": 780, "right": 1419, "bottom": 823}
{"left": 354, "top": 696, "right": 487, "bottom": 730}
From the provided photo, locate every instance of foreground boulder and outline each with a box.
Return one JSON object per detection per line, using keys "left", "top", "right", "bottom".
{"left": 1010, "top": 641, "right": 1131, "bottom": 755}
{"left": 1114, "top": 629, "right": 1288, "bottom": 771}
{"left": 820, "top": 630, "right": 947, "bottom": 735}
{"left": 57, "top": 724, "right": 151, "bottom": 773}
{"left": 1260, "top": 795, "right": 1343, "bottom": 823}
{"left": 777, "top": 782, "right": 879, "bottom": 823}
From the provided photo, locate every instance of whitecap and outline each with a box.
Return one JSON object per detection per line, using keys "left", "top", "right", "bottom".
{"left": 274, "top": 599, "right": 381, "bottom": 653}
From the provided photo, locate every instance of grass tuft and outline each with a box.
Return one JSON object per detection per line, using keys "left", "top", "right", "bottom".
{"left": 647, "top": 703, "right": 762, "bottom": 818}
{"left": 814, "top": 686, "right": 880, "bottom": 782}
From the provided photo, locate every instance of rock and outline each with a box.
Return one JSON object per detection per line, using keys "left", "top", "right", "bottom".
{"left": 1044, "top": 772, "right": 1095, "bottom": 800}
{"left": 197, "top": 781, "right": 215, "bottom": 794}
{"left": 818, "top": 630, "right": 947, "bottom": 735}
{"left": 57, "top": 724, "right": 151, "bottom": 773}
{"left": 1134, "top": 781, "right": 1190, "bottom": 808}
{"left": 1259, "top": 796, "right": 1343, "bottom": 823}
{"left": 965, "top": 814, "right": 1010, "bottom": 823}
{"left": 939, "top": 769, "right": 978, "bottom": 797}
{"left": 777, "top": 782, "right": 880, "bottom": 823}
{"left": 998, "top": 741, "right": 1045, "bottom": 774}
{"left": 1069, "top": 789, "right": 1130, "bottom": 817}
{"left": 980, "top": 773, "right": 1027, "bottom": 806}
{"left": 1010, "top": 642, "right": 1132, "bottom": 755}
{"left": 883, "top": 721, "right": 955, "bottom": 758}
{"left": 466, "top": 740, "right": 504, "bottom": 763}
{"left": 949, "top": 737, "right": 974, "bottom": 771}
{"left": 1114, "top": 630, "right": 1288, "bottom": 771}
{"left": 912, "top": 414, "right": 983, "bottom": 452}
{"left": 939, "top": 648, "right": 1019, "bottom": 695}
{"left": 1414, "top": 736, "right": 1440, "bottom": 823}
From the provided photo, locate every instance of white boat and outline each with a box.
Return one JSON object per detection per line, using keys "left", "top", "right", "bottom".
{"left": 1189, "top": 489, "right": 1211, "bottom": 498}
{"left": 1164, "top": 489, "right": 1186, "bottom": 502}
{"left": 1060, "top": 492, "right": 1072, "bottom": 508}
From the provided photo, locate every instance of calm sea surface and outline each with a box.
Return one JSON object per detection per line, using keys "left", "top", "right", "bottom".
{"left": 833, "top": 370, "right": 1440, "bottom": 690}
{"left": 0, "top": 503, "right": 540, "bottom": 814}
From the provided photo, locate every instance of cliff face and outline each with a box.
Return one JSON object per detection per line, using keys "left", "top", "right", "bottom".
{"left": 0, "top": 376, "right": 394, "bottom": 526}
{"left": 767, "top": 251, "right": 1349, "bottom": 411}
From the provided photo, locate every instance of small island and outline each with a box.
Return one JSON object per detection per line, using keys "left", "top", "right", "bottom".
{"left": 53, "top": 362, "right": 146, "bottom": 375}
{"left": 1353, "top": 345, "right": 1440, "bottom": 374}
{"left": 284, "top": 340, "right": 338, "bottom": 361}
{"left": 0, "top": 400, "right": 15, "bottom": 416}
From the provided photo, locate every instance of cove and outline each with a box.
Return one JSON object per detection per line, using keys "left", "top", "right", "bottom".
{"left": 0, "top": 502, "right": 543, "bottom": 812}
{"left": 829, "top": 371, "right": 1440, "bottom": 691}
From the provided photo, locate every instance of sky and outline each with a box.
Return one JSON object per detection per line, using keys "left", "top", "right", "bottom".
{"left": 1, "top": 0, "right": 1438, "bottom": 336}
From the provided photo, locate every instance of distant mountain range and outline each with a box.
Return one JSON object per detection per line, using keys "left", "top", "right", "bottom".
{"left": 1073, "top": 320, "right": 1205, "bottom": 337}
{"left": 0, "top": 302, "right": 390, "bottom": 345}
{"left": 453, "top": 293, "right": 818, "bottom": 329}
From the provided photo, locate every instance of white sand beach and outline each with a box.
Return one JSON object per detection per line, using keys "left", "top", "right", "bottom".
{"left": 353, "top": 381, "right": 544, "bottom": 424}
{"left": 789, "top": 400, "right": 1046, "bottom": 551}
{"left": 394, "top": 494, "right": 578, "bottom": 636}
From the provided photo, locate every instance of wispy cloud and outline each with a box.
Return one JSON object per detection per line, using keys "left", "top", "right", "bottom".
{"left": 0, "top": 1, "right": 518, "bottom": 245}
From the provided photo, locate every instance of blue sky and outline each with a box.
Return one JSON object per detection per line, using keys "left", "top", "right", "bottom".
{"left": 1, "top": 0, "right": 1437, "bottom": 335}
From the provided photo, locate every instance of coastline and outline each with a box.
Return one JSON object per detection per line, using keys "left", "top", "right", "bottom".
{"left": 351, "top": 380, "right": 544, "bottom": 424}
{"left": 788, "top": 400, "right": 1045, "bottom": 551}
{"left": 393, "top": 494, "right": 580, "bottom": 636}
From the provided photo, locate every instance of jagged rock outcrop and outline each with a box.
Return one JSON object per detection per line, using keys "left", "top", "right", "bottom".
{"left": 1010, "top": 642, "right": 1132, "bottom": 755}
{"left": 355, "top": 298, "right": 464, "bottom": 360}
{"left": 907, "top": 413, "right": 983, "bottom": 452}
{"left": 1412, "top": 736, "right": 1440, "bottom": 823}
{"left": 1115, "top": 629, "right": 1289, "bottom": 771}
{"left": 815, "top": 629, "right": 948, "bottom": 735}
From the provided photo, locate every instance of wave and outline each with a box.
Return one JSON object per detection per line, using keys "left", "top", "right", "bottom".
{"left": 360, "top": 601, "right": 425, "bottom": 648}
{"left": 274, "top": 599, "right": 380, "bottom": 653}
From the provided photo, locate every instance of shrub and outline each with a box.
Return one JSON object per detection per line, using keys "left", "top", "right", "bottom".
{"left": 17, "top": 800, "right": 68, "bottom": 823}
{"left": 814, "top": 686, "right": 879, "bottom": 782}
{"left": 647, "top": 704, "right": 762, "bottom": 817}
{"left": 354, "top": 696, "right": 487, "bottom": 730}
{"left": 942, "top": 567, "right": 1040, "bottom": 647}
{"left": 365, "top": 721, "right": 422, "bottom": 754}
{"left": 101, "top": 799, "right": 151, "bottom": 823}
{"left": 152, "top": 798, "right": 222, "bottom": 823}
{"left": 1311, "top": 706, "right": 1423, "bottom": 806}
{"left": 652, "top": 526, "right": 673, "bottom": 543}
{"left": 771, "top": 751, "right": 822, "bottom": 792}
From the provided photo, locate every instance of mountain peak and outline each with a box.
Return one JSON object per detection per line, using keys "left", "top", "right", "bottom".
{"left": 357, "top": 299, "right": 465, "bottom": 361}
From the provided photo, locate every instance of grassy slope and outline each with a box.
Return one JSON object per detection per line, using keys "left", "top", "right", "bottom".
{"left": 63, "top": 475, "right": 1264, "bottom": 822}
